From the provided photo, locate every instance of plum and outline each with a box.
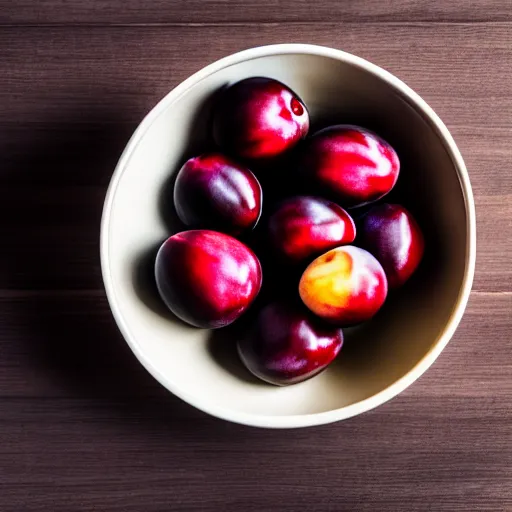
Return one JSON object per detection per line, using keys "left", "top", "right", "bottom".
{"left": 298, "top": 125, "right": 400, "bottom": 208}
{"left": 155, "top": 230, "right": 262, "bottom": 328}
{"left": 174, "top": 153, "right": 262, "bottom": 235}
{"left": 268, "top": 196, "right": 356, "bottom": 264}
{"left": 213, "top": 77, "right": 309, "bottom": 160}
{"left": 358, "top": 203, "right": 424, "bottom": 288}
{"left": 238, "top": 301, "right": 343, "bottom": 386}
{"left": 299, "top": 245, "right": 388, "bottom": 326}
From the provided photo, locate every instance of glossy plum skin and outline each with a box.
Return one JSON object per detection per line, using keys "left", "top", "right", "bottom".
{"left": 174, "top": 153, "right": 262, "bottom": 235}
{"left": 359, "top": 203, "right": 425, "bottom": 289}
{"left": 268, "top": 196, "right": 356, "bottom": 264}
{"left": 299, "top": 125, "right": 400, "bottom": 208}
{"left": 238, "top": 301, "right": 344, "bottom": 386}
{"left": 213, "top": 77, "right": 309, "bottom": 160}
{"left": 155, "top": 230, "right": 262, "bottom": 328}
{"left": 299, "top": 245, "right": 388, "bottom": 326}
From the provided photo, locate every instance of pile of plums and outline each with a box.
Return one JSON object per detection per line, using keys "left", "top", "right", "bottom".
{"left": 155, "top": 77, "right": 425, "bottom": 386}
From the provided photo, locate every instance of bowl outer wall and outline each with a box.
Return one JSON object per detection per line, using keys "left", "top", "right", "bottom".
{"left": 100, "top": 44, "right": 476, "bottom": 428}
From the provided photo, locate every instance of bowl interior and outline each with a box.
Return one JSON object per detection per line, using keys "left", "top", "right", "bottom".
{"left": 103, "top": 50, "right": 469, "bottom": 425}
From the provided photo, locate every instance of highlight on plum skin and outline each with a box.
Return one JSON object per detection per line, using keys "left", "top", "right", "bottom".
{"left": 359, "top": 203, "right": 425, "bottom": 289}
{"left": 298, "top": 125, "right": 400, "bottom": 208}
{"left": 268, "top": 196, "right": 356, "bottom": 264}
{"left": 237, "top": 301, "right": 344, "bottom": 386}
{"left": 173, "top": 153, "right": 262, "bottom": 236}
{"left": 155, "top": 230, "right": 262, "bottom": 329}
{"left": 213, "top": 77, "right": 310, "bottom": 160}
{"left": 299, "top": 245, "right": 388, "bottom": 326}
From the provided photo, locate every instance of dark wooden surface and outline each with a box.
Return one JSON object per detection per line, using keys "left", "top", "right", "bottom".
{"left": 1, "top": 2, "right": 511, "bottom": 510}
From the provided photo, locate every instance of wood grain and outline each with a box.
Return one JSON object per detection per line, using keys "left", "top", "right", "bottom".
{"left": 1, "top": 24, "right": 511, "bottom": 130}
{"left": 0, "top": 6, "right": 511, "bottom": 512}
{"left": 0, "top": 394, "right": 510, "bottom": 512}
{"left": 0, "top": 0, "right": 511, "bottom": 24}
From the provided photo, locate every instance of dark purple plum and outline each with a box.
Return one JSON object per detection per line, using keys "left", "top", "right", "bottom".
{"left": 238, "top": 301, "right": 343, "bottom": 386}
{"left": 358, "top": 203, "right": 425, "bottom": 289}
{"left": 155, "top": 230, "right": 262, "bottom": 328}
{"left": 174, "top": 153, "right": 262, "bottom": 235}
{"left": 213, "top": 77, "right": 309, "bottom": 160}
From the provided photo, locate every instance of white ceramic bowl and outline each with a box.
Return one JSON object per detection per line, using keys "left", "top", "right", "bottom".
{"left": 100, "top": 44, "right": 476, "bottom": 428}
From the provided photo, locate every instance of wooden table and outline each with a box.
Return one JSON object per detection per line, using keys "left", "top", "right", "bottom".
{"left": 1, "top": 2, "right": 511, "bottom": 510}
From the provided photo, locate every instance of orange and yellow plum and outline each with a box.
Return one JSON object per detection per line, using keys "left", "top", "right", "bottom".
{"left": 299, "top": 245, "right": 388, "bottom": 326}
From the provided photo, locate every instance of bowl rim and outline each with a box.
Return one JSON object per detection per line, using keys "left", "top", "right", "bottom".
{"left": 100, "top": 43, "right": 476, "bottom": 429}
